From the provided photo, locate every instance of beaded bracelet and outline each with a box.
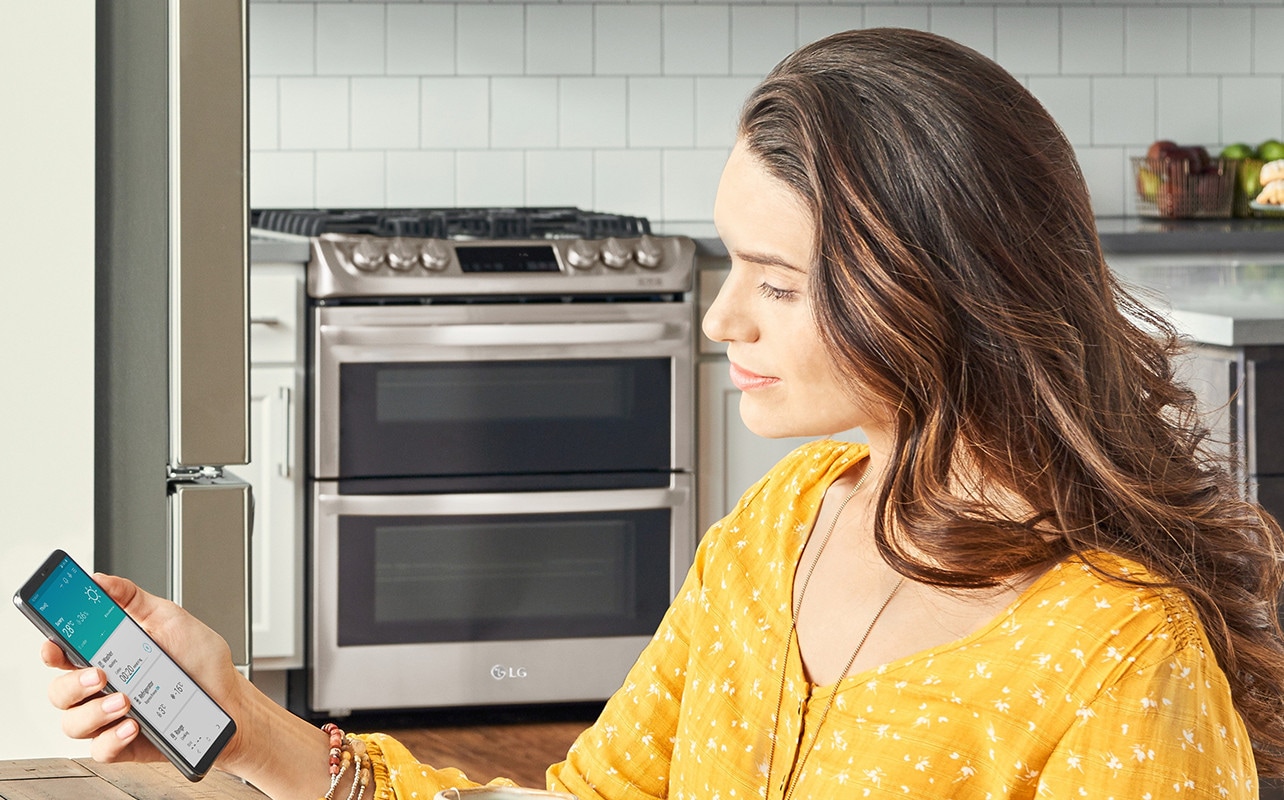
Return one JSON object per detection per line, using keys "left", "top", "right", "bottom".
{"left": 319, "top": 723, "right": 372, "bottom": 800}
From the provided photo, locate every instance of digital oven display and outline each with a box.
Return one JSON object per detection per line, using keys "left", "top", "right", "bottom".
{"left": 457, "top": 245, "right": 560, "bottom": 273}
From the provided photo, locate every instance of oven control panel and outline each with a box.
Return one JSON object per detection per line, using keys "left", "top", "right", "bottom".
{"left": 309, "top": 234, "right": 696, "bottom": 299}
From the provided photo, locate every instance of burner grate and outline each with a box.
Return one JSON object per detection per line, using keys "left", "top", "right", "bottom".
{"left": 252, "top": 207, "right": 651, "bottom": 240}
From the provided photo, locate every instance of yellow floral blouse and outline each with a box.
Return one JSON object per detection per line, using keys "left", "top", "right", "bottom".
{"left": 360, "top": 440, "right": 1257, "bottom": 799}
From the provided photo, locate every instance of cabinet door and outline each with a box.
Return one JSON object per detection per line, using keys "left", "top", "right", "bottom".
{"left": 697, "top": 361, "right": 866, "bottom": 537}
{"left": 246, "top": 365, "right": 304, "bottom": 667}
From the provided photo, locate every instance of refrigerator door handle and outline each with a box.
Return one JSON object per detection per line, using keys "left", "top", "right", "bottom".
{"left": 169, "top": 0, "right": 249, "bottom": 469}
{"left": 171, "top": 476, "right": 253, "bottom": 670}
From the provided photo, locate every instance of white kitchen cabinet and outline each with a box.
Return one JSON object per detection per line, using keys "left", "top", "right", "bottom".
{"left": 246, "top": 267, "right": 306, "bottom": 671}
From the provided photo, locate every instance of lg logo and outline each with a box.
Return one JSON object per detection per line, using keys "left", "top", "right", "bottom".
{"left": 490, "top": 664, "right": 528, "bottom": 680}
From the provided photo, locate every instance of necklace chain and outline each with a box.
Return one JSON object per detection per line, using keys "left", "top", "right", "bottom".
{"left": 764, "top": 466, "right": 906, "bottom": 800}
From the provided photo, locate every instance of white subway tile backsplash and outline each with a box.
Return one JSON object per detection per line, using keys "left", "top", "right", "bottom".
{"left": 1221, "top": 77, "right": 1284, "bottom": 145}
{"left": 1028, "top": 76, "right": 1092, "bottom": 146}
{"left": 386, "top": 5, "right": 456, "bottom": 76}
{"left": 862, "top": 6, "right": 929, "bottom": 32}
{"left": 560, "top": 77, "right": 628, "bottom": 148}
{"left": 1061, "top": 8, "right": 1123, "bottom": 75}
{"left": 797, "top": 7, "right": 864, "bottom": 47}
{"left": 696, "top": 77, "right": 758, "bottom": 147}
{"left": 492, "top": 77, "right": 560, "bottom": 148}
{"left": 316, "top": 151, "right": 386, "bottom": 207}
{"left": 250, "top": 151, "right": 315, "bottom": 208}
{"left": 456, "top": 151, "right": 526, "bottom": 206}
{"left": 1092, "top": 77, "right": 1155, "bottom": 146}
{"left": 1124, "top": 8, "right": 1188, "bottom": 76}
{"left": 662, "top": 149, "right": 728, "bottom": 222}
{"left": 279, "top": 77, "right": 350, "bottom": 150}
{"left": 247, "top": 0, "right": 1281, "bottom": 223}
{"left": 663, "top": 6, "right": 730, "bottom": 76}
{"left": 316, "top": 5, "right": 386, "bottom": 76}
{"left": 525, "top": 150, "right": 595, "bottom": 206}
{"left": 386, "top": 151, "right": 456, "bottom": 207}
{"left": 1189, "top": 8, "right": 1251, "bottom": 76}
{"left": 420, "top": 77, "right": 490, "bottom": 148}
{"left": 249, "top": 77, "right": 279, "bottom": 150}
{"left": 731, "top": 7, "right": 798, "bottom": 77}
{"left": 594, "top": 5, "right": 662, "bottom": 76}
{"left": 351, "top": 77, "right": 419, "bottom": 150}
{"left": 527, "top": 5, "right": 594, "bottom": 76}
{"left": 1155, "top": 77, "right": 1219, "bottom": 144}
{"left": 629, "top": 77, "right": 696, "bottom": 147}
{"left": 929, "top": 7, "right": 995, "bottom": 60}
{"left": 594, "top": 149, "right": 663, "bottom": 220}
{"left": 996, "top": 8, "right": 1059, "bottom": 76}
{"left": 249, "top": 4, "right": 314, "bottom": 77}
{"left": 1254, "top": 9, "right": 1284, "bottom": 76}
{"left": 1074, "top": 146, "right": 1128, "bottom": 217}
{"left": 457, "top": 5, "right": 524, "bottom": 76}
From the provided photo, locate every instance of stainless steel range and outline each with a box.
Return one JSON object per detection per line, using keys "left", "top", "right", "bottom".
{"left": 253, "top": 208, "right": 697, "bottom": 715}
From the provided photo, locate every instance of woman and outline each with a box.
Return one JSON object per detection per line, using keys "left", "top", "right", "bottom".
{"left": 42, "top": 28, "right": 1284, "bottom": 798}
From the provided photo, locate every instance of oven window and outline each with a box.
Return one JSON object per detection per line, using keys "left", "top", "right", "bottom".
{"left": 339, "top": 359, "right": 672, "bottom": 480}
{"left": 336, "top": 510, "right": 672, "bottom": 645}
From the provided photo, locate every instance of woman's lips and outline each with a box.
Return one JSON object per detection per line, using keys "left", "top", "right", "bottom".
{"left": 729, "top": 362, "right": 780, "bottom": 391}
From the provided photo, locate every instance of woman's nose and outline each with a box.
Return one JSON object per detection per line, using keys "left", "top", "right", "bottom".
{"left": 701, "top": 269, "right": 755, "bottom": 345}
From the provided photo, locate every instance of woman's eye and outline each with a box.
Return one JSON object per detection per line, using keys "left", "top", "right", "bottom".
{"left": 757, "top": 282, "right": 797, "bottom": 301}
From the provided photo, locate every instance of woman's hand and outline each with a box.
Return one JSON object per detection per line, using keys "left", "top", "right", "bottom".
{"left": 41, "top": 573, "right": 248, "bottom": 767}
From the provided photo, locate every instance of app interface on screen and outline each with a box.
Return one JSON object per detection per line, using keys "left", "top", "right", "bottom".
{"left": 27, "top": 556, "right": 230, "bottom": 767}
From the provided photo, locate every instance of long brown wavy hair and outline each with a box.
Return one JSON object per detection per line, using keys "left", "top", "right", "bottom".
{"left": 739, "top": 27, "right": 1284, "bottom": 773}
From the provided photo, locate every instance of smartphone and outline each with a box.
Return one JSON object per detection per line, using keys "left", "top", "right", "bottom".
{"left": 13, "top": 549, "right": 237, "bottom": 781}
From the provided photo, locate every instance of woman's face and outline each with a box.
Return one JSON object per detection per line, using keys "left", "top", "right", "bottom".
{"left": 703, "top": 141, "right": 891, "bottom": 441}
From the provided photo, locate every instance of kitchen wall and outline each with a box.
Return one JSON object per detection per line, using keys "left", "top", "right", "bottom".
{"left": 1, "top": 1, "right": 96, "bottom": 760}
{"left": 248, "top": 0, "right": 1284, "bottom": 226}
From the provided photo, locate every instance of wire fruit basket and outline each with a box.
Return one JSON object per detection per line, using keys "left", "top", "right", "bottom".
{"left": 1131, "top": 156, "right": 1236, "bottom": 219}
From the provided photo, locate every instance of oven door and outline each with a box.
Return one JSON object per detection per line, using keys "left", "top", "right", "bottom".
{"left": 310, "top": 474, "right": 694, "bottom": 713}
{"left": 313, "top": 302, "right": 694, "bottom": 486}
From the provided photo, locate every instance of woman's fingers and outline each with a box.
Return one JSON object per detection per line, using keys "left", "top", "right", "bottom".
{"left": 40, "top": 639, "right": 74, "bottom": 670}
{"left": 47, "top": 664, "right": 104, "bottom": 711}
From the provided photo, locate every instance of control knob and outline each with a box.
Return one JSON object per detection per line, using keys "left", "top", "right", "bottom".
{"left": 420, "top": 239, "right": 450, "bottom": 272}
{"left": 387, "top": 238, "right": 418, "bottom": 271}
{"left": 566, "top": 240, "right": 600, "bottom": 270}
{"left": 602, "top": 238, "right": 632, "bottom": 269}
{"left": 636, "top": 235, "right": 664, "bottom": 269}
{"left": 351, "top": 238, "right": 387, "bottom": 272}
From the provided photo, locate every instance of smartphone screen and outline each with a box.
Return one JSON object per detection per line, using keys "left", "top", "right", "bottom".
{"left": 15, "top": 550, "right": 235, "bottom": 780}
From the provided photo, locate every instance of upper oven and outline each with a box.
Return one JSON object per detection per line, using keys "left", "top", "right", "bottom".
{"left": 314, "top": 301, "right": 694, "bottom": 490}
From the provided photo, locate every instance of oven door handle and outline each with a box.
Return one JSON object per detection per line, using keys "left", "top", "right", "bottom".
{"left": 330, "top": 321, "right": 679, "bottom": 348}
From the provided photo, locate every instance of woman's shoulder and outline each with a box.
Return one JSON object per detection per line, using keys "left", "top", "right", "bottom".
{"left": 729, "top": 438, "right": 869, "bottom": 511}
{"left": 1012, "top": 551, "right": 1212, "bottom": 670}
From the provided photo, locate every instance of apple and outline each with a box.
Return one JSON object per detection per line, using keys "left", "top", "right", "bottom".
{"left": 1221, "top": 142, "right": 1254, "bottom": 160}
{"left": 1184, "top": 145, "right": 1212, "bottom": 174}
{"left": 1147, "top": 139, "right": 1180, "bottom": 163}
{"left": 1257, "top": 139, "right": 1284, "bottom": 162}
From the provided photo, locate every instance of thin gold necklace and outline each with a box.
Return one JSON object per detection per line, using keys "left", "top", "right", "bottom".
{"left": 764, "top": 467, "right": 906, "bottom": 800}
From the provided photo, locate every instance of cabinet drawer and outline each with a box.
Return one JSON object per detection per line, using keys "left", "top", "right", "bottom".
{"left": 250, "top": 271, "right": 303, "bottom": 364}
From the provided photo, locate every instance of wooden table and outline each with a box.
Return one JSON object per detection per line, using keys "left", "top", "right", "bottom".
{"left": 0, "top": 758, "right": 267, "bottom": 799}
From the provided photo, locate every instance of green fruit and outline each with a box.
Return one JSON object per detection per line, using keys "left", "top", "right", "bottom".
{"left": 1238, "top": 158, "right": 1264, "bottom": 199}
{"left": 1221, "top": 142, "right": 1254, "bottom": 160}
{"left": 1257, "top": 139, "right": 1284, "bottom": 162}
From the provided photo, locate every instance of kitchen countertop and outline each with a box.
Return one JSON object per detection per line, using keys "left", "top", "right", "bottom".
{"left": 251, "top": 229, "right": 311, "bottom": 263}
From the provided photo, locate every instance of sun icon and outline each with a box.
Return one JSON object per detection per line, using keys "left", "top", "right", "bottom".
{"left": 84, "top": 587, "right": 102, "bottom": 604}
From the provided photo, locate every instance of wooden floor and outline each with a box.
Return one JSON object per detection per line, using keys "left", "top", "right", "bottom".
{"left": 338, "top": 703, "right": 604, "bottom": 789}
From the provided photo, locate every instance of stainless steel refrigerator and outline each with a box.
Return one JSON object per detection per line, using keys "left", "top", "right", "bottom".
{"left": 95, "top": 0, "right": 252, "bottom": 672}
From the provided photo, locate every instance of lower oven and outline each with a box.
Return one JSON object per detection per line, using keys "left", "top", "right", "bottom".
{"left": 309, "top": 299, "right": 696, "bottom": 714}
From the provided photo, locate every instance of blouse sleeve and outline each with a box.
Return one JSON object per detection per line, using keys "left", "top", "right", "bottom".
{"left": 355, "top": 517, "right": 723, "bottom": 800}
{"left": 1033, "top": 642, "right": 1258, "bottom": 798}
